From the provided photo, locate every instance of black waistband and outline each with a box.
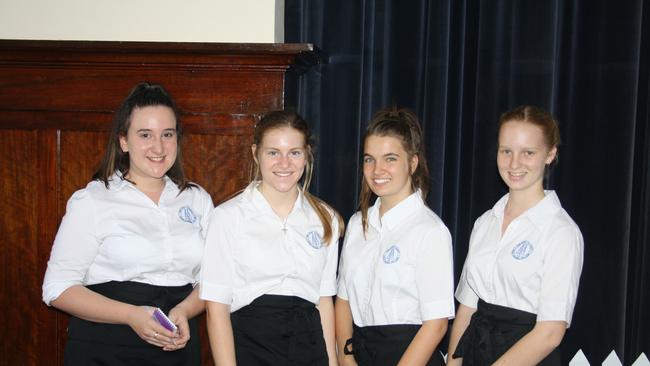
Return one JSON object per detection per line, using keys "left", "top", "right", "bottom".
{"left": 345, "top": 323, "right": 443, "bottom": 366}
{"left": 67, "top": 281, "right": 194, "bottom": 346}
{"left": 453, "top": 299, "right": 560, "bottom": 365}
{"left": 87, "top": 281, "right": 193, "bottom": 313}
{"left": 231, "top": 295, "right": 321, "bottom": 339}
{"left": 238, "top": 295, "right": 316, "bottom": 311}
{"left": 473, "top": 299, "right": 537, "bottom": 326}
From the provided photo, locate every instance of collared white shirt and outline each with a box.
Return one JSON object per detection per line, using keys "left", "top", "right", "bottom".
{"left": 337, "top": 191, "right": 455, "bottom": 326}
{"left": 455, "top": 191, "right": 584, "bottom": 326}
{"left": 42, "top": 173, "right": 213, "bottom": 305}
{"left": 199, "top": 182, "right": 340, "bottom": 312}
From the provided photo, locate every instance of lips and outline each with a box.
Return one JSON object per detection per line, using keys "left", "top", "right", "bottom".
{"left": 373, "top": 178, "right": 390, "bottom": 185}
{"left": 273, "top": 171, "right": 294, "bottom": 177}
{"left": 147, "top": 156, "right": 165, "bottom": 162}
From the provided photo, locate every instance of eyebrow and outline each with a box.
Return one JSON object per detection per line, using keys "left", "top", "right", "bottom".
{"left": 498, "top": 145, "right": 540, "bottom": 150}
{"left": 263, "top": 146, "right": 305, "bottom": 150}
{"left": 363, "top": 152, "right": 400, "bottom": 158}
{"left": 136, "top": 128, "right": 177, "bottom": 132}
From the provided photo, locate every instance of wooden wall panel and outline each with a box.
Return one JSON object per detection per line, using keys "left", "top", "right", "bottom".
{"left": 0, "top": 130, "right": 60, "bottom": 365}
{"left": 183, "top": 132, "right": 255, "bottom": 204}
{"left": 0, "top": 40, "right": 312, "bottom": 366}
{"left": 60, "top": 131, "right": 109, "bottom": 201}
{"left": 0, "top": 69, "right": 285, "bottom": 115}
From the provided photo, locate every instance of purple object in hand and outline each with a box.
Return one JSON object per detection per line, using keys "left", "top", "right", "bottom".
{"left": 153, "top": 308, "right": 178, "bottom": 333}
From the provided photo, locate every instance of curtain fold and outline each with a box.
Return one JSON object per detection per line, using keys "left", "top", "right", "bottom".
{"left": 285, "top": 0, "right": 650, "bottom": 362}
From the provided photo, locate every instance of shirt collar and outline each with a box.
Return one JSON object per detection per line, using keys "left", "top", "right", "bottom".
{"left": 493, "top": 190, "right": 562, "bottom": 229}
{"left": 243, "top": 181, "right": 308, "bottom": 219}
{"left": 107, "top": 171, "right": 177, "bottom": 195}
{"left": 369, "top": 190, "right": 425, "bottom": 231}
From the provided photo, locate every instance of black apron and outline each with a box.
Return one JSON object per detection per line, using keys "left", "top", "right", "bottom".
{"left": 344, "top": 323, "right": 445, "bottom": 366}
{"left": 231, "top": 295, "right": 328, "bottom": 366}
{"left": 452, "top": 299, "right": 561, "bottom": 365}
{"left": 64, "top": 281, "right": 200, "bottom": 366}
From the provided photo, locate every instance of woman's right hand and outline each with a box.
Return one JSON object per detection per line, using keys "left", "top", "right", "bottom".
{"left": 126, "top": 305, "right": 179, "bottom": 348}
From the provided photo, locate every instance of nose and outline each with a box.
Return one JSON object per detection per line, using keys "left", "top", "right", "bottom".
{"left": 151, "top": 136, "right": 164, "bottom": 153}
{"left": 509, "top": 153, "right": 520, "bottom": 169}
{"left": 373, "top": 160, "right": 385, "bottom": 175}
{"left": 278, "top": 153, "right": 290, "bottom": 167}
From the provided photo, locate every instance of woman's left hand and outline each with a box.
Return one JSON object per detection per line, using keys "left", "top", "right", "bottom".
{"left": 163, "top": 306, "right": 191, "bottom": 351}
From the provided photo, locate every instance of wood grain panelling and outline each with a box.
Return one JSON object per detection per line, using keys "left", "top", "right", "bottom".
{"left": 60, "top": 131, "right": 109, "bottom": 201}
{"left": 0, "top": 130, "right": 59, "bottom": 365}
{"left": 183, "top": 133, "right": 254, "bottom": 204}
{"left": 0, "top": 40, "right": 311, "bottom": 366}
{"left": 0, "top": 69, "right": 284, "bottom": 114}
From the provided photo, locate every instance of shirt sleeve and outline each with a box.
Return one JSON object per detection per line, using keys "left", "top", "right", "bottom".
{"left": 42, "top": 189, "right": 99, "bottom": 306}
{"left": 319, "top": 216, "right": 340, "bottom": 296}
{"left": 198, "top": 186, "right": 214, "bottom": 241}
{"left": 455, "top": 219, "right": 481, "bottom": 309}
{"left": 336, "top": 219, "right": 355, "bottom": 300}
{"left": 416, "top": 223, "right": 456, "bottom": 320}
{"left": 536, "top": 222, "right": 584, "bottom": 326}
{"left": 191, "top": 186, "right": 214, "bottom": 284}
{"left": 199, "top": 205, "right": 236, "bottom": 305}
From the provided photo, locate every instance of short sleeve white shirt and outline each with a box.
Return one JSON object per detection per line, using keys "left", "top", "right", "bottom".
{"left": 337, "top": 191, "right": 455, "bottom": 326}
{"left": 455, "top": 191, "right": 584, "bottom": 326}
{"left": 42, "top": 174, "right": 214, "bottom": 305}
{"left": 199, "top": 182, "right": 340, "bottom": 312}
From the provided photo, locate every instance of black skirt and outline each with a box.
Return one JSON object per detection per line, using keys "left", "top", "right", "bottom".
{"left": 452, "top": 299, "right": 561, "bottom": 365}
{"left": 64, "top": 281, "right": 200, "bottom": 366}
{"left": 231, "top": 295, "right": 328, "bottom": 366}
{"left": 344, "top": 323, "right": 445, "bottom": 366}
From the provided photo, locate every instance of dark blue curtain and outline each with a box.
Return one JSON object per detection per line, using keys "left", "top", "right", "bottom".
{"left": 286, "top": 0, "right": 650, "bottom": 363}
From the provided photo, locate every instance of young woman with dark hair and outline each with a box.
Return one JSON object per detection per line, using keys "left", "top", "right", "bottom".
{"left": 42, "top": 82, "right": 213, "bottom": 365}
{"left": 335, "top": 107, "right": 454, "bottom": 366}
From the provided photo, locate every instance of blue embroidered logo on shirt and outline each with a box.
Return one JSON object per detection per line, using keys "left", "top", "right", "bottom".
{"left": 382, "top": 245, "right": 401, "bottom": 264}
{"left": 306, "top": 231, "right": 323, "bottom": 249}
{"left": 511, "top": 240, "right": 534, "bottom": 260}
{"left": 178, "top": 206, "right": 197, "bottom": 224}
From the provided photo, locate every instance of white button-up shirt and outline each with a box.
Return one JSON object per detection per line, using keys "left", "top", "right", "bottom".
{"left": 199, "top": 182, "right": 339, "bottom": 312}
{"left": 42, "top": 174, "right": 214, "bottom": 305}
{"left": 455, "top": 191, "right": 584, "bottom": 326}
{"left": 337, "top": 191, "right": 455, "bottom": 326}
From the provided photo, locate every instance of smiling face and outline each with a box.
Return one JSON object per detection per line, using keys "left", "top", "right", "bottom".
{"left": 252, "top": 126, "right": 307, "bottom": 198}
{"left": 497, "top": 120, "right": 557, "bottom": 196}
{"left": 119, "top": 105, "right": 178, "bottom": 187}
{"left": 363, "top": 134, "right": 418, "bottom": 212}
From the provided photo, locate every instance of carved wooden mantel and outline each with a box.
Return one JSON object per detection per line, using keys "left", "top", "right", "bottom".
{"left": 0, "top": 39, "right": 312, "bottom": 365}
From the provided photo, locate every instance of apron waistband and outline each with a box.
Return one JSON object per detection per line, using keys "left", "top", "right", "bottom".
{"left": 68, "top": 281, "right": 194, "bottom": 346}
{"left": 453, "top": 299, "right": 560, "bottom": 365}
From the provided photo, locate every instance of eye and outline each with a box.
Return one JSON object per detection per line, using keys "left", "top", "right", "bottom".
{"left": 289, "top": 150, "right": 304, "bottom": 157}
{"left": 163, "top": 131, "right": 177, "bottom": 138}
{"left": 499, "top": 149, "right": 511, "bottom": 155}
{"left": 523, "top": 150, "right": 535, "bottom": 156}
{"left": 363, "top": 156, "right": 374, "bottom": 164}
{"left": 266, "top": 150, "right": 279, "bottom": 157}
{"left": 386, "top": 156, "right": 397, "bottom": 162}
{"left": 139, "top": 132, "right": 151, "bottom": 139}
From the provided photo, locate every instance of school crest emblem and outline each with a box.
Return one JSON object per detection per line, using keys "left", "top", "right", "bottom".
{"left": 382, "top": 245, "right": 401, "bottom": 264}
{"left": 306, "top": 231, "right": 323, "bottom": 249}
{"left": 511, "top": 240, "right": 534, "bottom": 260}
{"left": 178, "top": 206, "right": 197, "bottom": 224}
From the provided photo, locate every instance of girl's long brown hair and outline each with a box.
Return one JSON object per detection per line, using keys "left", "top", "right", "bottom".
{"left": 92, "top": 82, "right": 193, "bottom": 191}
{"left": 251, "top": 110, "right": 343, "bottom": 243}
{"left": 359, "top": 107, "right": 430, "bottom": 234}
